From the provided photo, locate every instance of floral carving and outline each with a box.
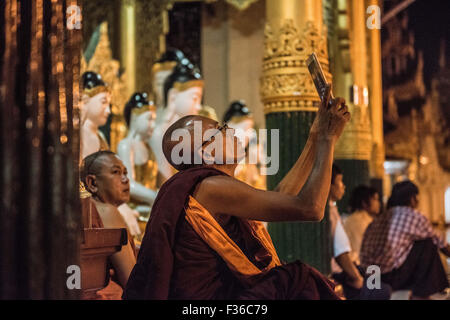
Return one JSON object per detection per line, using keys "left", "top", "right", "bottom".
{"left": 261, "top": 19, "right": 330, "bottom": 114}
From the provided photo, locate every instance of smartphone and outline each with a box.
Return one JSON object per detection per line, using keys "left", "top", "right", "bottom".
{"left": 306, "top": 53, "right": 334, "bottom": 105}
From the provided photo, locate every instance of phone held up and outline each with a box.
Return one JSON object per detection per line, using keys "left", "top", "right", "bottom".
{"left": 306, "top": 52, "right": 334, "bottom": 108}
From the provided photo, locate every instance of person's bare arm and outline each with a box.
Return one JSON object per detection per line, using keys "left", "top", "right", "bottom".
{"left": 335, "top": 252, "right": 363, "bottom": 289}
{"left": 109, "top": 240, "right": 136, "bottom": 288}
{"left": 275, "top": 86, "right": 347, "bottom": 196}
{"left": 195, "top": 141, "right": 333, "bottom": 222}
{"left": 195, "top": 86, "right": 350, "bottom": 222}
{"left": 195, "top": 175, "right": 328, "bottom": 222}
{"left": 95, "top": 201, "right": 136, "bottom": 288}
{"left": 273, "top": 132, "right": 318, "bottom": 195}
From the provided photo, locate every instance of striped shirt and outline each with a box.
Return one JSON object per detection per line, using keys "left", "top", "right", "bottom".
{"left": 360, "top": 206, "right": 446, "bottom": 273}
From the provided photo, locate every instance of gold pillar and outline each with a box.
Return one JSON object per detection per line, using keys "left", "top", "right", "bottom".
{"left": 334, "top": 0, "right": 372, "bottom": 161}
{"left": 120, "top": 0, "right": 136, "bottom": 97}
{"left": 135, "top": 0, "right": 170, "bottom": 93}
{"left": 262, "top": 0, "right": 331, "bottom": 115}
{"left": 263, "top": 0, "right": 332, "bottom": 273}
{"left": 331, "top": 0, "right": 372, "bottom": 213}
{"left": 367, "top": 0, "right": 385, "bottom": 179}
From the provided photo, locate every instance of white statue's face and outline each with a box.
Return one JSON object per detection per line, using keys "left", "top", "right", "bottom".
{"left": 153, "top": 70, "right": 172, "bottom": 106}
{"left": 133, "top": 110, "right": 156, "bottom": 139}
{"left": 170, "top": 86, "right": 203, "bottom": 118}
{"left": 82, "top": 92, "right": 111, "bottom": 127}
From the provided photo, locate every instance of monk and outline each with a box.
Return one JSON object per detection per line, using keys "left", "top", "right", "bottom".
{"left": 124, "top": 86, "right": 351, "bottom": 300}
{"left": 81, "top": 151, "right": 137, "bottom": 298}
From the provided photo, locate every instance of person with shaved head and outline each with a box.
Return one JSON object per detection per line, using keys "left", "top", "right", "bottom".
{"left": 124, "top": 86, "right": 351, "bottom": 300}
{"left": 80, "top": 150, "right": 137, "bottom": 299}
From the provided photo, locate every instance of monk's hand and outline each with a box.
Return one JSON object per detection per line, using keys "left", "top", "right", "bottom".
{"left": 310, "top": 84, "right": 350, "bottom": 142}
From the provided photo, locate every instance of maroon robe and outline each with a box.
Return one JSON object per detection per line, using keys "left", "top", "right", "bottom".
{"left": 123, "top": 167, "right": 338, "bottom": 300}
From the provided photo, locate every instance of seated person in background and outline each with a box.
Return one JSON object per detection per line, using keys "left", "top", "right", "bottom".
{"left": 81, "top": 150, "right": 137, "bottom": 297}
{"left": 124, "top": 87, "right": 350, "bottom": 300}
{"left": 343, "top": 185, "right": 381, "bottom": 264}
{"left": 360, "top": 181, "right": 450, "bottom": 300}
{"left": 328, "top": 164, "right": 364, "bottom": 299}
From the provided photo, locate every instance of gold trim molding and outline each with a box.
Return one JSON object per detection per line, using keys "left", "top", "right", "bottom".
{"left": 334, "top": 103, "right": 373, "bottom": 160}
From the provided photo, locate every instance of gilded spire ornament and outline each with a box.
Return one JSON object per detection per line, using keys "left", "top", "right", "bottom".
{"left": 261, "top": 18, "right": 331, "bottom": 114}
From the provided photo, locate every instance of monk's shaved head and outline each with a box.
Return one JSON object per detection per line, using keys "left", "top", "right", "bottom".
{"left": 162, "top": 115, "right": 217, "bottom": 171}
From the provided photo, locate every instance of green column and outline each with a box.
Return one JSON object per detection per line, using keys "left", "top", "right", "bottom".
{"left": 262, "top": 0, "right": 333, "bottom": 274}
{"left": 266, "top": 112, "right": 332, "bottom": 274}
{"left": 334, "top": 159, "right": 370, "bottom": 214}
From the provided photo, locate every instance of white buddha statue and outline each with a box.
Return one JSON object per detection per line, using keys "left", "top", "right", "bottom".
{"left": 117, "top": 92, "right": 158, "bottom": 223}
{"left": 151, "top": 48, "right": 189, "bottom": 109}
{"left": 80, "top": 71, "right": 141, "bottom": 237}
{"left": 150, "top": 63, "right": 204, "bottom": 184}
{"left": 224, "top": 100, "right": 266, "bottom": 190}
{"left": 80, "top": 71, "right": 111, "bottom": 160}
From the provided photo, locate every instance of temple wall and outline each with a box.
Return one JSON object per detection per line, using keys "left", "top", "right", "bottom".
{"left": 201, "top": 0, "right": 266, "bottom": 127}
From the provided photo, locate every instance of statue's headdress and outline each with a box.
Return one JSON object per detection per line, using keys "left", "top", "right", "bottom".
{"left": 163, "top": 63, "right": 204, "bottom": 107}
{"left": 223, "top": 100, "right": 252, "bottom": 123}
{"left": 124, "top": 92, "right": 156, "bottom": 127}
{"left": 82, "top": 71, "right": 110, "bottom": 97}
{"left": 151, "top": 48, "right": 192, "bottom": 75}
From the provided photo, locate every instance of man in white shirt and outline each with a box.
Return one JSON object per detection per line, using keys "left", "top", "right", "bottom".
{"left": 329, "top": 164, "right": 364, "bottom": 298}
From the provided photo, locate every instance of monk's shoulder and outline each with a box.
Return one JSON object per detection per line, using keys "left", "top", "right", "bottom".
{"left": 192, "top": 175, "right": 242, "bottom": 214}
{"left": 93, "top": 200, "right": 116, "bottom": 216}
{"left": 93, "top": 200, "right": 126, "bottom": 228}
{"left": 193, "top": 175, "right": 240, "bottom": 195}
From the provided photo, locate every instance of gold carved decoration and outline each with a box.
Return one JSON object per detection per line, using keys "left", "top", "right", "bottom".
{"left": 331, "top": 0, "right": 373, "bottom": 161}
{"left": 334, "top": 103, "right": 373, "bottom": 160}
{"left": 81, "top": 22, "right": 128, "bottom": 152}
{"left": 261, "top": 19, "right": 331, "bottom": 114}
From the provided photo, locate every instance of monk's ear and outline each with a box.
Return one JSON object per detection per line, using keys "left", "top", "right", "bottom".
{"left": 84, "top": 175, "right": 98, "bottom": 194}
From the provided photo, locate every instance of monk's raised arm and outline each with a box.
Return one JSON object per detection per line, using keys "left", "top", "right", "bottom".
{"left": 194, "top": 86, "right": 350, "bottom": 223}
{"left": 275, "top": 85, "right": 343, "bottom": 196}
{"left": 194, "top": 175, "right": 326, "bottom": 222}
{"left": 273, "top": 131, "right": 317, "bottom": 196}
